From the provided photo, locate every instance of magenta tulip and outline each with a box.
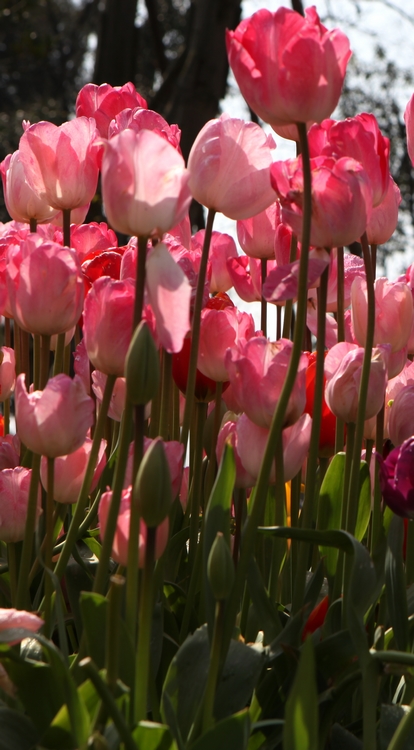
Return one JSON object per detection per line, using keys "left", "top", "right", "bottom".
{"left": 188, "top": 114, "right": 276, "bottom": 220}
{"left": 15, "top": 373, "right": 94, "bottom": 458}
{"left": 378, "top": 437, "right": 414, "bottom": 519}
{"left": 227, "top": 7, "right": 351, "bottom": 127}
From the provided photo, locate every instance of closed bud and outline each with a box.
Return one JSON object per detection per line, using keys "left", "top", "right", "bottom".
{"left": 133, "top": 437, "right": 172, "bottom": 527}
{"left": 125, "top": 321, "right": 160, "bottom": 405}
{"left": 207, "top": 532, "right": 235, "bottom": 601}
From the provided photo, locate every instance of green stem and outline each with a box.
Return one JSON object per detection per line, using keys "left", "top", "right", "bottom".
{"left": 362, "top": 657, "right": 379, "bottom": 750}
{"left": 221, "top": 120, "right": 312, "bottom": 662}
{"left": 62, "top": 208, "right": 71, "bottom": 248}
{"left": 43, "top": 457, "right": 55, "bottom": 638}
{"left": 53, "top": 375, "right": 116, "bottom": 584}
{"left": 125, "top": 403, "right": 145, "bottom": 642}
{"left": 52, "top": 333, "right": 66, "bottom": 376}
{"left": 189, "top": 401, "right": 207, "bottom": 568}
{"left": 204, "top": 381, "right": 223, "bottom": 500}
{"left": 40, "top": 334, "right": 51, "bottom": 389}
{"left": 16, "top": 453, "right": 41, "bottom": 609}
{"left": 134, "top": 235, "right": 148, "bottom": 330}
{"left": 29, "top": 218, "right": 37, "bottom": 233}
{"left": 180, "top": 208, "right": 216, "bottom": 452}
{"left": 260, "top": 259, "right": 267, "bottom": 338}
{"left": 159, "top": 349, "right": 173, "bottom": 440}
{"left": 134, "top": 526, "right": 156, "bottom": 723}
{"left": 282, "top": 234, "right": 298, "bottom": 339}
{"left": 7, "top": 543, "right": 17, "bottom": 606}
{"left": 201, "top": 600, "right": 225, "bottom": 733}
{"left": 33, "top": 334, "right": 40, "bottom": 391}
{"left": 3, "top": 398, "right": 10, "bottom": 435}
{"left": 336, "top": 246, "right": 345, "bottom": 343}
{"left": 268, "top": 439, "right": 286, "bottom": 601}
{"left": 292, "top": 259, "right": 329, "bottom": 613}
{"left": 371, "top": 403, "right": 385, "bottom": 555}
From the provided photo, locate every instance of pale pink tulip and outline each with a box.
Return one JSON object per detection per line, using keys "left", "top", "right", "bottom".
{"left": 324, "top": 342, "right": 389, "bottom": 422}
{"left": 0, "top": 151, "right": 58, "bottom": 224}
{"left": 225, "top": 337, "right": 308, "bottom": 428}
{"left": 236, "top": 202, "right": 281, "bottom": 260}
{"left": 0, "top": 347, "right": 15, "bottom": 402}
{"left": 0, "top": 467, "right": 41, "bottom": 543}
{"left": 352, "top": 276, "right": 413, "bottom": 353}
{"left": 76, "top": 82, "right": 147, "bottom": 138}
{"left": 198, "top": 305, "right": 255, "bottom": 383}
{"left": 98, "top": 486, "right": 169, "bottom": 567}
{"left": 83, "top": 277, "right": 135, "bottom": 376}
{"left": 236, "top": 412, "right": 312, "bottom": 483}
{"left": 0, "top": 608, "right": 43, "bottom": 644}
{"left": 19, "top": 118, "right": 100, "bottom": 211}
{"left": 188, "top": 114, "right": 276, "bottom": 220}
{"left": 145, "top": 242, "right": 191, "bottom": 353}
{"left": 40, "top": 437, "right": 106, "bottom": 504}
{"left": 227, "top": 7, "right": 351, "bottom": 127}
{"left": 15, "top": 373, "right": 94, "bottom": 458}
{"left": 271, "top": 155, "right": 373, "bottom": 248}
{"left": 6, "top": 235, "right": 84, "bottom": 336}
{"left": 101, "top": 129, "right": 191, "bottom": 238}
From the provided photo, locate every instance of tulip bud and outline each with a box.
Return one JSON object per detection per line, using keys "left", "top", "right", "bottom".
{"left": 125, "top": 321, "right": 160, "bottom": 405}
{"left": 207, "top": 532, "right": 235, "bottom": 601}
{"left": 133, "top": 438, "right": 172, "bottom": 527}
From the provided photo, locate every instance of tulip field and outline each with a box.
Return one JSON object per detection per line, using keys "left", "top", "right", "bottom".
{"left": 0, "top": 4, "right": 414, "bottom": 750}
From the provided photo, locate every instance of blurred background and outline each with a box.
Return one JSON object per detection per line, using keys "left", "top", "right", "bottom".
{"left": 1, "top": 0, "right": 413, "bottom": 274}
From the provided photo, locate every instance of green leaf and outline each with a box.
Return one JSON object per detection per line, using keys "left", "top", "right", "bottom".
{"left": 385, "top": 515, "right": 409, "bottom": 653}
{"left": 246, "top": 557, "right": 282, "bottom": 644}
{"left": 161, "top": 624, "right": 263, "bottom": 742}
{"left": 191, "top": 709, "right": 250, "bottom": 750}
{"left": 41, "top": 677, "right": 101, "bottom": 749}
{"left": 203, "top": 443, "right": 236, "bottom": 635}
{"left": 283, "top": 637, "right": 318, "bottom": 750}
{"left": 354, "top": 461, "right": 371, "bottom": 543}
{"left": 132, "top": 721, "right": 178, "bottom": 750}
{"left": 0, "top": 707, "right": 39, "bottom": 750}
{"left": 317, "top": 452, "right": 345, "bottom": 577}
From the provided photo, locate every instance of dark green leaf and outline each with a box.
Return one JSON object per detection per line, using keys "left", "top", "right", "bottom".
{"left": 283, "top": 637, "right": 318, "bottom": 750}
{"left": 191, "top": 710, "right": 250, "bottom": 750}
{"left": 385, "top": 515, "right": 409, "bottom": 653}
{"left": 132, "top": 721, "right": 178, "bottom": 750}
{"left": 0, "top": 707, "right": 39, "bottom": 750}
{"left": 317, "top": 452, "right": 346, "bottom": 577}
{"left": 246, "top": 557, "right": 282, "bottom": 644}
{"left": 354, "top": 461, "right": 371, "bottom": 542}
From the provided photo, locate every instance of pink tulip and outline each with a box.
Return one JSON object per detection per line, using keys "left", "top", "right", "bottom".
{"left": 91, "top": 371, "right": 126, "bottom": 422}
{"left": 236, "top": 202, "right": 281, "bottom": 260}
{"left": 263, "top": 248, "right": 330, "bottom": 303}
{"left": 98, "top": 486, "right": 169, "bottom": 567}
{"left": 15, "top": 373, "right": 94, "bottom": 458}
{"left": 124, "top": 438, "right": 184, "bottom": 497}
{"left": 0, "top": 151, "right": 58, "bottom": 224}
{"left": 324, "top": 342, "right": 389, "bottom": 422}
{"left": 7, "top": 235, "right": 84, "bottom": 336}
{"left": 145, "top": 242, "right": 191, "bottom": 353}
{"left": 83, "top": 277, "right": 135, "bottom": 376}
{"left": 226, "top": 7, "right": 351, "bottom": 127}
{"left": 306, "top": 292, "right": 338, "bottom": 348}
{"left": 0, "top": 467, "right": 41, "bottom": 543}
{"left": 191, "top": 230, "right": 238, "bottom": 294}
{"left": 366, "top": 176, "right": 401, "bottom": 245}
{"left": 216, "top": 418, "right": 256, "bottom": 489}
{"left": 188, "top": 114, "right": 276, "bottom": 220}
{"left": 351, "top": 277, "right": 413, "bottom": 353}
{"left": 59, "top": 221, "right": 117, "bottom": 263}
{"left": 108, "top": 107, "right": 181, "bottom": 150}
{"left": 404, "top": 93, "right": 414, "bottom": 168}
{"left": 326, "top": 251, "right": 365, "bottom": 313}
{"left": 198, "top": 305, "right": 255, "bottom": 383}
{"left": 271, "top": 154, "right": 373, "bottom": 248}
{"left": 225, "top": 336, "right": 308, "bottom": 428}
{"left": 388, "top": 385, "right": 414, "bottom": 448}
{"left": 0, "top": 347, "right": 15, "bottom": 402}
{"left": 236, "top": 412, "right": 312, "bottom": 483}
{"left": 0, "top": 434, "right": 20, "bottom": 471}
{"left": 226, "top": 255, "right": 262, "bottom": 303}
{"left": 76, "top": 81, "right": 147, "bottom": 138}
{"left": 19, "top": 118, "right": 100, "bottom": 211}
{"left": 40, "top": 437, "right": 106, "bottom": 504}
{"left": 101, "top": 129, "right": 191, "bottom": 238}
{"left": 0, "top": 607, "right": 43, "bottom": 644}
{"left": 308, "top": 114, "right": 390, "bottom": 207}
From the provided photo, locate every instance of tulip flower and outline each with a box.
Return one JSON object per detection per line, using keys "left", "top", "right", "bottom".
{"left": 0, "top": 151, "right": 58, "bottom": 224}
{"left": 108, "top": 107, "right": 181, "bottom": 150}
{"left": 225, "top": 336, "right": 308, "bottom": 428}
{"left": 19, "top": 117, "right": 100, "bottom": 211}
{"left": 324, "top": 342, "right": 389, "bottom": 423}
{"left": 188, "top": 114, "right": 276, "bottom": 220}
{"left": 0, "top": 467, "right": 42, "bottom": 543}
{"left": 191, "top": 230, "right": 238, "bottom": 294}
{"left": 0, "top": 347, "right": 15, "bottom": 402}
{"left": 0, "top": 608, "right": 43, "bottom": 644}
{"left": 100, "top": 129, "right": 191, "bottom": 238}
{"left": 98, "top": 486, "right": 169, "bottom": 567}
{"left": 388, "top": 386, "right": 414, "bottom": 447}
{"left": 351, "top": 276, "right": 413, "bottom": 353}
{"left": 76, "top": 81, "right": 147, "bottom": 138}
{"left": 15, "top": 373, "right": 94, "bottom": 458}
{"left": 378, "top": 437, "right": 414, "bottom": 519}
{"left": 226, "top": 7, "right": 351, "bottom": 127}
{"left": 40, "top": 437, "right": 106, "bottom": 504}
{"left": 271, "top": 154, "right": 373, "bottom": 248}
{"left": 197, "top": 304, "right": 255, "bottom": 383}
{"left": 216, "top": 418, "right": 256, "bottom": 489}
{"left": 404, "top": 93, "right": 414, "bottom": 168}
{"left": 366, "top": 176, "right": 401, "bottom": 245}
{"left": 83, "top": 277, "right": 135, "bottom": 377}
{"left": 145, "top": 242, "right": 191, "bottom": 353}
{"left": 236, "top": 202, "right": 281, "bottom": 260}
{"left": 305, "top": 352, "right": 337, "bottom": 455}
{"left": 6, "top": 235, "right": 84, "bottom": 336}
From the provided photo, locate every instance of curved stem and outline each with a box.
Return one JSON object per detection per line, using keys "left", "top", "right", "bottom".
{"left": 180, "top": 208, "right": 216, "bottom": 452}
